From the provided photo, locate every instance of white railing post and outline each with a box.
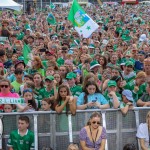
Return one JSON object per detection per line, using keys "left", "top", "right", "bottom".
{"left": 33, "top": 114, "right": 38, "bottom": 150}
{"left": 134, "top": 110, "right": 141, "bottom": 150}
{"left": 68, "top": 114, "right": 73, "bottom": 143}
{"left": 101, "top": 111, "right": 108, "bottom": 150}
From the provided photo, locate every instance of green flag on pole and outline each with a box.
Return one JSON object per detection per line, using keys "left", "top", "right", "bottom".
{"left": 68, "top": 0, "right": 99, "bottom": 38}
{"left": 47, "top": 13, "right": 56, "bottom": 25}
{"left": 50, "top": 2, "right": 55, "bottom": 9}
{"left": 23, "top": 43, "right": 31, "bottom": 65}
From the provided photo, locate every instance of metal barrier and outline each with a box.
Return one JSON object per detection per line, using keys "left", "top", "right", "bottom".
{"left": 0, "top": 108, "right": 149, "bottom": 150}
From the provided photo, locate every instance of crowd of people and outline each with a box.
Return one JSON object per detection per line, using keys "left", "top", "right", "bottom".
{"left": 0, "top": 1, "right": 150, "bottom": 150}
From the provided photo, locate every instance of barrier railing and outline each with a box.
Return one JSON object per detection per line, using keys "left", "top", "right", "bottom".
{"left": 0, "top": 108, "right": 149, "bottom": 150}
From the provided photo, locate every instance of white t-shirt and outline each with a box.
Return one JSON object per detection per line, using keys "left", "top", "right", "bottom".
{"left": 136, "top": 123, "right": 149, "bottom": 148}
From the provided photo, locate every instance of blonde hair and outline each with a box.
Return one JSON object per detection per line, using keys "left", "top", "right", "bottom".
{"left": 67, "top": 144, "right": 79, "bottom": 150}
{"left": 136, "top": 71, "right": 146, "bottom": 79}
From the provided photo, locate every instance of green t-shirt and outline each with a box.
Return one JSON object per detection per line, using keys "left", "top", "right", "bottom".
{"left": 103, "top": 90, "right": 122, "bottom": 108}
{"left": 124, "top": 80, "right": 147, "bottom": 102}
{"left": 11, "top": 81, "right": 23, "bottom": 93}
{"left": 70, "top": 85, "right": 82, "bottom": 97}
{"left": 27, "top": 68, "right": 45, "bottom": 77}
{"left": 40, "top": 87, "right": 54, "bottom": 99}
{"left": 35, "top": 87, "right": 45, "bottom": 101}
{"left": 7, "top": 129, "right": 34, "bottom": 150}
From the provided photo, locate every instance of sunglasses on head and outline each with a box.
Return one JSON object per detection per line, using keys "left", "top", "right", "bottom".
{"left": 23, "top": 88, "right": 32, "bottom": 93}
{"left": 0, "top": 85, "right": 9, "bottom": 88}
{"left": 92, "top": 121, "right": 100, "bottom": 125}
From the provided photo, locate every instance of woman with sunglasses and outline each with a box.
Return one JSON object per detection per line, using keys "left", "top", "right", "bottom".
{"left": 0, "top": 79, "right": 20, "bottom": 110}
{"left": 79, "top": 112, "right": 106, "bottom": 150}
{"left": 136, "top": 111, "right": 150, "bottom": 150}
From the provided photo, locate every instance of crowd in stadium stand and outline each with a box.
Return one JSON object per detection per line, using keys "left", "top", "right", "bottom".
{"left": 0, "top": 2, "right": 150, "bottom": 150}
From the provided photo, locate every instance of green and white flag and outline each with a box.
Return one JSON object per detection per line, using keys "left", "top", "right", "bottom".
{"left": 0, "top": 97, "right": 24, "bottom": 104}
{"left": 68, "top": 0, "right": 99, "bottom": 38}
{"left": 50, "top": 2, "right": 55, "bottom": 9}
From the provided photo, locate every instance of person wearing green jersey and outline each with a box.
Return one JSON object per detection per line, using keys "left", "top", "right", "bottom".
{"left": 124, "top": 71, "right": 147, "bottom": 102}
{"left": 66, "top": 72, "right": 82, "bottom": 97}
{"left": 103, "top": 80, "right": 121, "bottom": 109}
{"left": 121, "top": 61, "right": 136, "bottom": 82}
{"left": 40, "top": 75, "right": 57, "bottom": 100}
{"left": 7, "top": 116, "right": 34, "bottom": 150}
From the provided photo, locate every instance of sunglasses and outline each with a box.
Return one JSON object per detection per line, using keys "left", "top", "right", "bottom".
{"left": 23, "top": 88, "right": 32, "bottom": 93}
{"left": 107, "top": 46, "right": 113, "bottom": 48}
{"left": 92, "top": 121, "right": 100, "bottom": 125}
{"left": 0, "top": 85, "right": 9, "bottom": 88}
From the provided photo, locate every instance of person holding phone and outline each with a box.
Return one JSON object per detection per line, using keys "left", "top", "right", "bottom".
{"left": 77, "top": 81, "right": 109, "bottom": 110}
{"left": 17, "top": 88, "right": 37, "bottom": 112}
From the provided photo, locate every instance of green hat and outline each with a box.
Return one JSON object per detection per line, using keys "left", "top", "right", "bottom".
{"left": 108, "top": 80, "right": 117, "bottom": 87}
{"left": 45, "top": 76, "right": 54, "bottom": 81}
{"left": 66, "top": 72, "right": 77, "bottom": 79}
{"left": 18, "top": 56, "right": 24, "bottom": 61}
{"left": 125, "top": 61, "right": 134, "bottom": 67}
{"left": 0, "top": 42, "right": 4, "bottom": 45}
{"left": 90, "top": 60, "right": 100, "bottom": 70}
{"left": 88, "top": 44, "right": 95, "bottom": 49}
{"left": 97, "top": 20, "right": 103, "bottom": 24}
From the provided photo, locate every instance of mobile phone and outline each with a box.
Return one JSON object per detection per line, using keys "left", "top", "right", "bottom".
{"left": 28, "top": 100, "right": 33, "bottom": 105}
{"left": 92, "top": 100, "right": 97, "bottom": 103}
{"left": 39, "top": 48, "right": 46, "bottom": 52}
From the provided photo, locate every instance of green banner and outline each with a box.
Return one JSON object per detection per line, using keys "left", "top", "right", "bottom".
{"left": 0, "top": 97, "right": 24, "bottom": 104}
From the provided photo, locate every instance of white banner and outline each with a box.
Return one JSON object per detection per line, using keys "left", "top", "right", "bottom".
{"left": 0, "top": 97, "right": 25, "bottom": 104}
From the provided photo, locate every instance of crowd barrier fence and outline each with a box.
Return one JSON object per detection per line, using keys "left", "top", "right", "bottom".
{"left": 0, "top": 108, "right": 149, "bottom": 150}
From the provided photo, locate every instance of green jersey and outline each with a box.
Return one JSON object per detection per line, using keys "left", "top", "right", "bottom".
{"left": 7, "top": 129, "right": 34, "bottom": 150}
{"left": 103, "top": 90, "right": 122, "bottom": 108}
{"left": 124, "top": 80, "right": 146, "bottom": 102}
{"left": 40, "top": 87, "right": 54, "bottom": 99}
{"left": 70, "top": 85, "right": 82, "bottom": 97}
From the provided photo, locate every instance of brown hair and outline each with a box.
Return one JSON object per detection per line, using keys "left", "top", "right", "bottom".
{"left": 32, "top": 56, "right": 43, "bottom": 69}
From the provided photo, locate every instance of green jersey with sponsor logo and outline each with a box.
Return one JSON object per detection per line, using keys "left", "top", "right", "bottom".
{"left": 70, "top": 85, "right": 82, "bottom": 97}
{"left": 7, "top": 129, "right": 34, "bottom": 150}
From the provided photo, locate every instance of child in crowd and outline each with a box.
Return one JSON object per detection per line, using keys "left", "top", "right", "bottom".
{"left": 41, "top": 98, "right": 53, "bottom": 111}
{"left": 17, "top": 88, "right": 37, "bottom": 112}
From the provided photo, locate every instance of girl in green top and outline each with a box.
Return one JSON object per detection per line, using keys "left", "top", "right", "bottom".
{"left": 28, "top": 56, "right": 45, "bottom": 76}
{"left": 55, "top": 84, "right": 76, "bottom": 115}
{"left": 33, "top": 73, "right": 45, "bottom": 101}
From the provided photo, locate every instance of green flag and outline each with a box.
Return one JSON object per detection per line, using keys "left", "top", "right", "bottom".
{"left": 68, "top": 0, "right": 98, "bottom": 38}
{"left": 23, "top": 43, "right": 31, "bottom": 64}
{"left": 49, "top": 2, "right": 55, "bottom": 9}
{"left": 47, "top": 13, "right": 56, "bottom": 25}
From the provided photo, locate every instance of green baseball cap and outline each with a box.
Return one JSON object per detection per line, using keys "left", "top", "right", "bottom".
{"left": 125, "top": 61, "right": 134, "bottom": 67}
{"left": 0, "top": 42, "right": 4, "bottom": 45}
{"left": 45, "top": 76, "right": 54, "bottom": 81}
{"left": 66, "top": 72, "right": 77, "bottom": 79}
{"left": 108, "top": 80, "right": 117, "bottom": 87}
